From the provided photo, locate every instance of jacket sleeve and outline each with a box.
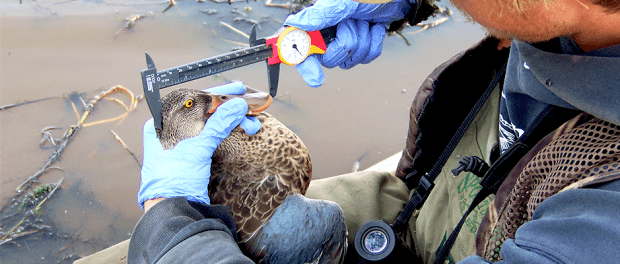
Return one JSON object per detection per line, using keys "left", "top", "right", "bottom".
{"left": 458, "top": 179, "right": 620, "bottom": 264}
{"left": 128, "top": 197, "right": 254, "bottom": 264}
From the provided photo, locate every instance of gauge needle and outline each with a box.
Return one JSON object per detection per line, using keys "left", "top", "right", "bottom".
{"left": 292, "top": 44, "right": 302, "bottom": 55}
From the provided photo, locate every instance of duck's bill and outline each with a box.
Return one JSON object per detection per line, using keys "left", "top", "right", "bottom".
{"left": 206, "top": 87, "right": 273, "bottom": 116}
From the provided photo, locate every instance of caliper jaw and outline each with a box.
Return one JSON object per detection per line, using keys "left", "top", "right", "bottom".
{"left": 250, "top": 24, "right": 280, "bottom": 97}
{"left": 141, "top": 25, "right": 283, "bottom": 129}
{"left": 141, "top": 53, "right": 164, "bottom": 130}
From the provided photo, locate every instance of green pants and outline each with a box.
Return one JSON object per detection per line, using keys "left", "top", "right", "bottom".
{"left": 76, "top": 171, "right": 489, "bottom": 264}
{"left": 306, "top": 169, "right": 495, "bottom": 264}
{"left": 76, "top": 171, "right": 409, "bottom": 264}
{"left": 304, "top": 85, "right": 501, "bottom": 264}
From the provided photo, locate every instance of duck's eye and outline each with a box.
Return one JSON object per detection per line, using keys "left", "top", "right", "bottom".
{"left": 185, "top": 99, "right": 194, "bottom": 108}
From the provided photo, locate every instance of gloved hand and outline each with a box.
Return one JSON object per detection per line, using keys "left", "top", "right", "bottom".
{"left": 138, "top": 82, "right": 262, "bottom": 209}
{"left": 284, "top": 0, "right": 413, "bottom": 87}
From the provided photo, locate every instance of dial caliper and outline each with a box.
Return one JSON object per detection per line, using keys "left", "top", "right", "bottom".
{"left": 141, "top": 25, "right": 337, "bottom": 130}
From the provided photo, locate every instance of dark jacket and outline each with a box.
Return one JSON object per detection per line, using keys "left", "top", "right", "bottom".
{"left": 127, "top": 197, "right": 253, "bottom": 264}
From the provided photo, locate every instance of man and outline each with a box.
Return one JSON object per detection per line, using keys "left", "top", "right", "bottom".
{"left": 282, "top": 0, "right": 620, "bottom": 263}
{"left": 126, "top": 0, "right": 620, "bottom": 263}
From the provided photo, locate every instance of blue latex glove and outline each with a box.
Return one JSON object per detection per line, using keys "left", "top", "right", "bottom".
{"left": 284, "top": 0, "right": 413, "bottom": 87}
{"left": 203, "top": 82, "right": 262, "bottom": 133}
{"left": 138, "top": 82, "right": 262, "bottom": 208}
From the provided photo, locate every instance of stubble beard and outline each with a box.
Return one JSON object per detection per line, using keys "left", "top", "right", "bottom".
{"left": 448, "top": 0, "right": 574, "bottom": 43}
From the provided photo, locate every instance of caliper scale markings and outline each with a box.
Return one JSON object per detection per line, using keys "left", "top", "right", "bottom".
{"left": 147, "top": 45, "right": 272, "bottom": 91}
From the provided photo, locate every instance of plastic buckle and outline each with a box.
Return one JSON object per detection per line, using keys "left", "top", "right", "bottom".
{"left": 413, "top": 174, "right": 434, "bottom": 210}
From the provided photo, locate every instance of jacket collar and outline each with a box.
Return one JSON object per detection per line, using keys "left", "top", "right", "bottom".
{"left": 514, "top": 38, "right": 620, "bottom": 125}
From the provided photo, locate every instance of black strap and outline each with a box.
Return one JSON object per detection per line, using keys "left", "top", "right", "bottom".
{"left": 391, "top": 62, "right": 508, "bottom": 233}
{"left": 433, "top": 186, "right": 491, "bottom": 264}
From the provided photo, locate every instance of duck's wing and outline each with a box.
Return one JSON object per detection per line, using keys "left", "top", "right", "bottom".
{"left": 209, "top": 112, "right": 313, "bottom": 242}
{"left": 254, "top": 112, "right": 312, "bottom": 194}
{"left": 244, "top": 193, "right": 348, "bottom": 264}
{"left": 211, "top": 112, "right": 312, "bottom": 194}
{"left": 209, "top": 169, "right": 295, "bottom": 243}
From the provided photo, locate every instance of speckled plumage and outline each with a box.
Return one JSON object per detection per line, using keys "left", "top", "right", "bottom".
{"left": 158, "top": 88, "right": 347, "bottom": 264}
{"left": 209, "top": 112, "right": 313, "bottom": 241}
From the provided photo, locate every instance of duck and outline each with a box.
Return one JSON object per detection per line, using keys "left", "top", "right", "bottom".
{"left": 156, "top": 87, "right": 348, "bottom": 264}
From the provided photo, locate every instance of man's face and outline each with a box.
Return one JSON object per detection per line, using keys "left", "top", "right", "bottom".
{"left": 449, "top": 0, "right": 579, "bottom": 43}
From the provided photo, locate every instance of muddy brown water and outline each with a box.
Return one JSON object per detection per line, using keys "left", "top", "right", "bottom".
{"left": 0, "top": 0, "right": 484, "bottom": 262}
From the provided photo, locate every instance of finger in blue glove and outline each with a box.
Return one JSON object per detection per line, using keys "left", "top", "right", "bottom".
{"left": 240, "top": 116, "right": 261, "bottom": 135}
{"left": 202, "top": 81, "right": 262, "bottom": 135}
{"left": 296, "top": 55, "right": 325, "bottom": 88}
{"left": 203, "top": 81, "right": 246, "bottom": 95}
{"left": 284, "top": 0, "right": 412, "bottom": 30}
{"left": 182, "top": 98, "right": 250, "bottom": 159}
{"left": 317, "top": 19, "right": 386, "bottom": 70}
{"left": 319, "top": 19, "right": 362, "bottom": 68}
{"left": 284, "top": 0, "right": 360, "bottom": 31}
{"left": 350, "top": 0, "right": 412, "bottom": 24}
{"left": 341, "top": 19, "right": 371, "bottom": 69}
{"left": 361, "top": 23, "right": 387, "bottom": 64}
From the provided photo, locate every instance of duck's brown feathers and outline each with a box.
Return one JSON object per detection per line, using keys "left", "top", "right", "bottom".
{"left": 158, "top": 89, "right": 346, "bottom": 263}
{"left": 209, "top": 112, "right": 312, "bottom": 243}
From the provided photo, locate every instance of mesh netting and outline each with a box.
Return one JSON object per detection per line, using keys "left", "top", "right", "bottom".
{"left": 483, "top": 118, "right": 620, "bottom": 261}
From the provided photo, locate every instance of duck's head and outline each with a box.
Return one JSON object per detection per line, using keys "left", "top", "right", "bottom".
{"left": 156, "top": 88, "right": 213, "bottom": 150}
{"left": 156, "top": 87, "right": 272, "bottom": 150}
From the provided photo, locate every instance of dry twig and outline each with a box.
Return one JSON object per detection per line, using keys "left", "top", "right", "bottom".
{"left": 0, "top": 97, "right": 58, "bottom": 111}
{"left": 111, "top": 130, "right": 142, "bottom": 167}
{"left": 162, "top": 0, "right": 176, "bottom": 13}
{"left": 15, "top": 85, "right": 140, "bottom": 193}
{"left": 407, "top": 17, "right": 450, "bottom": 36}
{"left": 115, "top": 14, "right": 147, "bottom": 37}
{"left": 220, "top": 21, "right": 250, "bottom": 39}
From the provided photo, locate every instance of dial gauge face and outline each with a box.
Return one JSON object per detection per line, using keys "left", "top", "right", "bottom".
{"left": 277, "top": 28, "right": 311, "bottom": 65}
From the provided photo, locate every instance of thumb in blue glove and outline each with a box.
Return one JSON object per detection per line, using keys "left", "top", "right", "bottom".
{"left": 319, "top": 19, "right": 387, "bottom": 69}
{"left": 203, "top": 82, "right": 261, "bottom": 135}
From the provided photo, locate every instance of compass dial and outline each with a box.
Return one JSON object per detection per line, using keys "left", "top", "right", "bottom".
{"left": 277, "top": 27, "right": 311, "bottom": 65}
